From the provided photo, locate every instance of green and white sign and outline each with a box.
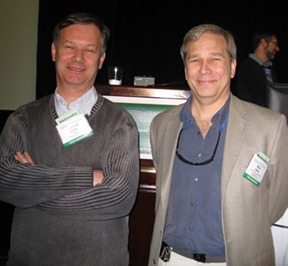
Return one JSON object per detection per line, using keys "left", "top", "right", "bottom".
{"left": 104, "top": 96, "right": 186, "bottom": 159}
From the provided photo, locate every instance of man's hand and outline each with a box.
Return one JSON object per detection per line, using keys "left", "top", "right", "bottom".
{"left": 15, "top": 152, "right": 35, "bottom": 166}
{"left": 93, "top": 170, "right": 104, "bottom": 186}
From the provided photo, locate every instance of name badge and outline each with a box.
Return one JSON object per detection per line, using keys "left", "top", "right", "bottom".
{"left": 56, "top": 110, "right": 93, "bottom": 147}
{"left": 263, "top": 67, "right": 274, "bottom": 82}
{"left": 243, "top": 152, "right": 270, "bottom": 186}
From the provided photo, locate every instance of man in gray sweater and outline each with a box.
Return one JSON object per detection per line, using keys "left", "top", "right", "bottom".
{"left": 0, "top": 12, "right": 139, "bottom": 266}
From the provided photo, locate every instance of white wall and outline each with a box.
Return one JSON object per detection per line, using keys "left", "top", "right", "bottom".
{"left": 0, "top": 0, "right": 39, "bottom": 110}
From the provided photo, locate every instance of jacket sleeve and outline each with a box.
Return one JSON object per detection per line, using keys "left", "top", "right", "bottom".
{"left": 267, "top": 114, "right": 288, "bottom": 223}
{"left": 150, "top": 118, "right": 158, "bottom": 171}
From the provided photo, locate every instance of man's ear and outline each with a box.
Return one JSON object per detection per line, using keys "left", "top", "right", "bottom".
{"left": 98, "top": 52, "right": 106, "bottom": 69}
{"left": 260, "top": 38, "right": 268, "bottom": 48}
{"left": 51, "top": 43, "right": 56, "bottom": 62}
{"left": 231, "top": 59, "right": 237, "bottom": 78}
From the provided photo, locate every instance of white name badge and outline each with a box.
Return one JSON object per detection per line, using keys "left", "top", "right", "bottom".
{"left": 56, "top": 109, "right": 80, "bottom": 125}
{"left": 243, "top": 152, "right": 270, "bottom": 186}
{"left": 56, "top": 113, "right": 93, "bottom": 147}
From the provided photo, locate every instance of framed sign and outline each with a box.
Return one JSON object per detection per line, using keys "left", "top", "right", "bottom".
{"left": 97, "top": 85, "right": 190, "bottom": 159}
{"left": 104, "top": 96, "right": 186, "bottom": 159}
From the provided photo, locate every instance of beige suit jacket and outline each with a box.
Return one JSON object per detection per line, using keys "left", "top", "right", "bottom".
{"left": 148, "top": 95, "right": 288, "bottom": 266}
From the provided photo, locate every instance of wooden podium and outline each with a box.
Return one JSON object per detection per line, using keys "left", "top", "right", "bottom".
{"left": 96, "top": 84, "right": 190, "bottom": 266}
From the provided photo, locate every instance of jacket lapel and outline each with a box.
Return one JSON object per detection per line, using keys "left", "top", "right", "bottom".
{"left": 221, "top": 95, "right": 250, "bottom": 194}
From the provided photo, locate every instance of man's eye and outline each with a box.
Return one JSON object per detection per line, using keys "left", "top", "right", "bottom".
{"left": 212, "top": 57, "right": 223, "bottom": 61}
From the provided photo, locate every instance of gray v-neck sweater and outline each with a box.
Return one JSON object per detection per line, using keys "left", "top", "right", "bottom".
{"left": 0, "top": 93, "right": 139, "bottom": 265}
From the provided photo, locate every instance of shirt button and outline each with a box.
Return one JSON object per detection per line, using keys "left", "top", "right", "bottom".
{"left": 198, "top": 153, "right": 201, "bottom": 157}
{"left": 189, "top": 227, "right": 193, "bottom": 231}
{"left": 194, "top": 177, "right": 198, "bottom": 182}
{"left": 190, "top": 202, "right": 194, "bottom": 207}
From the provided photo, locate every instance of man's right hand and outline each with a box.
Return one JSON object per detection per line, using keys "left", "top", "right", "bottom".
{"left": 93, "top": 170, "right": 104, "bottom": 186}
{"left": 15, "top": 151, "right": 35, "bottom": 166}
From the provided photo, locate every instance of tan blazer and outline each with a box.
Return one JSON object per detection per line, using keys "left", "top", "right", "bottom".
{"left": 148, "top": 95, "right": 288, "bottom": 266}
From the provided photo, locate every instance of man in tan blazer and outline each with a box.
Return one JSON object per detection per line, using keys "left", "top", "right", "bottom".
{"left": 149, "top": 24, "right": 288, "bottom": 266}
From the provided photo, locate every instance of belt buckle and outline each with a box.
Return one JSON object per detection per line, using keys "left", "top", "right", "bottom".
{"left": 160, "top": 243, "right": 172, "bottom": 262}
{"left": 193, "top": 253, "right": 206, "bottom": 263}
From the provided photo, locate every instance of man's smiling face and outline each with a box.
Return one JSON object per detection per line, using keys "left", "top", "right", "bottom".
{"left": 51, "top": 23, "right": 106, "bottom": 93}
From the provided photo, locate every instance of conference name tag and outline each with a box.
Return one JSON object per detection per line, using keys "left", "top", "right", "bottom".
{"left": 56, "top": 110, "right": 93, "bottom": 147}
{"left": 243, "top": 152, "right": 270, "bottom": 186}
{"left": 263, "top": 67, "right": 274, "bottom": 83}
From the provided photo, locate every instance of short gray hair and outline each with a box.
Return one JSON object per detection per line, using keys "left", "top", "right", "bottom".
{"left": 180, "top": 24, "right": 237, "bottom": 65}
{"left": 53, "top": 12, "right": 110, "bottom": 56}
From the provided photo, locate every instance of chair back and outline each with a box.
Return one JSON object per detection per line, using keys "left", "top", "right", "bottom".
{"left": 265, "top": 83, "right": 288, "bottom": 122}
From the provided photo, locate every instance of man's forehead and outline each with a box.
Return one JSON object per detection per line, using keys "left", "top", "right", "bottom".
{"left": 60, "top": 24, "right": 101, "bottom": 36}
{"left": 58, "top": 24, "right": 102, "bottom": 44}
{"left": 188, "top": 34, "right": 228, "bottom": 53}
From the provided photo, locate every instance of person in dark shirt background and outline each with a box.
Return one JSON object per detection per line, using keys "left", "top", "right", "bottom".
{"left": 237, "top": 32, "right": 279, "bottom": 106}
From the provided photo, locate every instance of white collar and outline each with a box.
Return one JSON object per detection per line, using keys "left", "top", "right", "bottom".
{"left": 54, "top": 86, "right": 98, "bottom": 117}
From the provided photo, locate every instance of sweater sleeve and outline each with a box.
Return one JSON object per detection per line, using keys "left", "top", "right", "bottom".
{"left": 35, "top": 123, "right": 140, "bottom": 221}
{"left": 0, "top": 110, "right": 92, "bottom": 208}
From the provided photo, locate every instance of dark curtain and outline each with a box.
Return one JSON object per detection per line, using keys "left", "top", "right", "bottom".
{"left": 36, "top": 0, "right": 288, "bottom": 99}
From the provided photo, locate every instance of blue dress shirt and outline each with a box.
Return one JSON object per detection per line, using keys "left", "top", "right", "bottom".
{"left": 163, "top": 94, "right": 230, "bottom": 256}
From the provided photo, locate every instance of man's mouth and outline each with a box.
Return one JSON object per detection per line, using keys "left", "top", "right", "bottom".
{"left": 198, "top": 79, "right": 214, "bottom": 84}
{"left": 68, "top": 67, "right": 85, "bottom": 72}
